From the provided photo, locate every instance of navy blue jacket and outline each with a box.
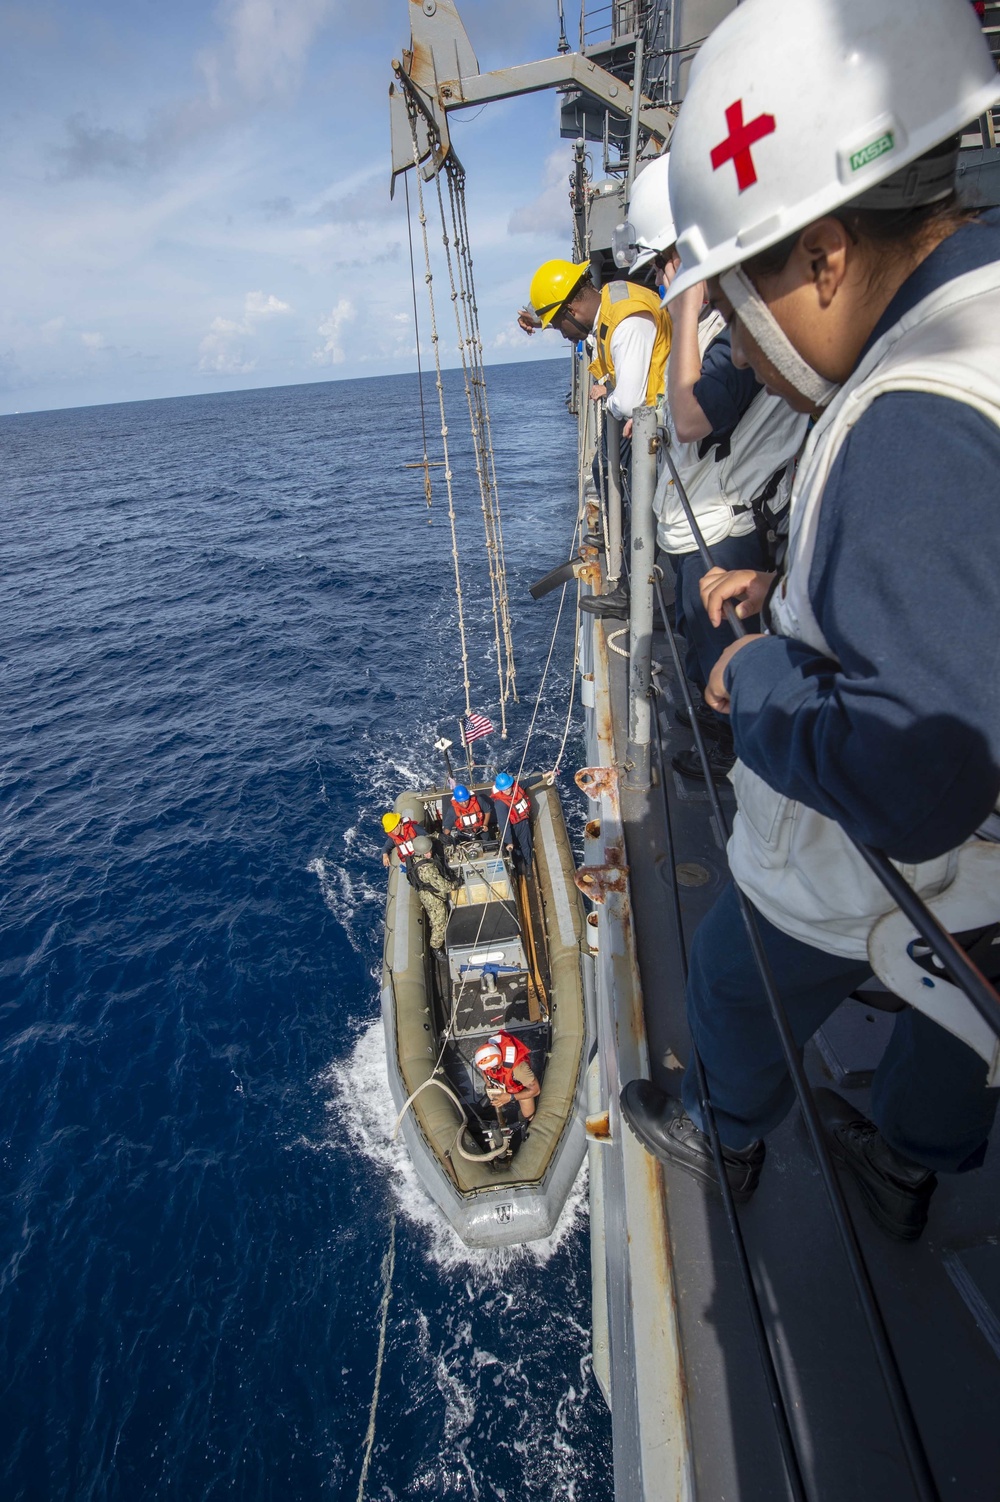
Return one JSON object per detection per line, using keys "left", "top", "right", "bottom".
{"left": 726, "top": 211, "right": 1000, "bottom": 863}
{"left": 442, "top": 792, "right": 495, "bottom": 835}
{"left": 693, "top": 325, "right": 761, "bottom": 442}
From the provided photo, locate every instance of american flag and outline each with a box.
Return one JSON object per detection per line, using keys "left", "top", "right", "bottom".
{"left": 462, "top": 712, "right": 494, "bottom": 745}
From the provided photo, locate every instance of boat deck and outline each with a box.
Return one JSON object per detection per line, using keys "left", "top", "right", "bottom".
{"left": 594, "top": 596, "right": 1000, "bottom": 1502}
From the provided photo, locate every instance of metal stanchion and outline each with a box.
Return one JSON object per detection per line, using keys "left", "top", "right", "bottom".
{"left": 624, "top": 404, "right": 656, "bottom": 789}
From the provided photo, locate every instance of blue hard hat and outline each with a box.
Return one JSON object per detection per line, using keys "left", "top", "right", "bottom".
{"left": 493, "top": 772, "right": 513, "bottom": 792}
{"left": 452, "top": 785, "right": 470, "bottom": 803}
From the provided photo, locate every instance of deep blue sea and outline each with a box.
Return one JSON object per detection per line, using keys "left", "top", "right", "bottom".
{"left": 1, "top": 360, "right": 612, "bottom": 1501}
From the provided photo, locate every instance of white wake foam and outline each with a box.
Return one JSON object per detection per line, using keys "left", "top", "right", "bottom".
{"left": 314, "top": 1019, "right": 588, "bottom": 1279}
{"left": 306, "top": 854, "right": 383, "bottom": 957}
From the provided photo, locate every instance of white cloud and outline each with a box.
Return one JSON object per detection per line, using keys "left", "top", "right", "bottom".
{"left": 508, "top": 147, "right": 572, "bottom": 236}
{"left": 312, "top": 298, "right": 355, "bottom": 365}
{"left": 198, "top": 317, "right": 257, "bottom": 373}
{"left": 40, "top": 316, "right": 66, "bottom": 344}
{"left": 244, "top": 289, "right": 290, "bottom": 316}
{"left": 197, "top": 289, "right": 290, "bottom": 372}
{"left": 80, "top": 331, "right": 106, "bottom": 350}
{"left": 199, "top": 0, "right": 334, "bottom": 107}
{"left": 53, "top": 0, "right": 335, "bottom": 179}
{"left": 493, "top": 326, "right": 530, "bottom": 350}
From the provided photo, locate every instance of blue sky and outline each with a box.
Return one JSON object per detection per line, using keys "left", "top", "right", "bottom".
{"left": 0, "top": 0, "right": 578, "bottom": 413}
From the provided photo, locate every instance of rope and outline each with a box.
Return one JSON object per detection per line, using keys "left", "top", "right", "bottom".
{"left": 454, "top": 178, "right": 519, "bottom": 711}
{"left": 606, "top": 628, "right": 629, "bottom": 658}
{"left": 403, "top": 174, "right": 433, "bottom": 514}
{"left": 438, "top": 162, "right": 518, "bottom": 733}
{"left": 355, "top": 1211, "right": 396, "bottom": 1502}
{"left": 392, "top": 1068, "right": 512, "bottom": 1162}
{"left": 404, "top": 98, "right": 473, "bottom": 719}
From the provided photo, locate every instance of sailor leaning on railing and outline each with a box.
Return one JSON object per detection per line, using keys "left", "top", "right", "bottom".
{"left": 628, "top": 152, "right": 809, "bottom": 786}
{"left": 621, "top": 0, "right": 1000, "bottom": 1244}
{"left": 522, "top": 250, "right": 673, "bottom": 621}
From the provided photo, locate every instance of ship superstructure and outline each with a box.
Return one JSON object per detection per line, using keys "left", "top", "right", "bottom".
{"left": 387, "top": 3, "right": 1000, "bottom": 1497}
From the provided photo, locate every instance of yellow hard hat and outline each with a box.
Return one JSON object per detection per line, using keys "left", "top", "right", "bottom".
{"left": 381, "top": 812, "right": 401, "bottom": 833}
{"left": 528, "top": 259, "right": 591, "bottom": 328}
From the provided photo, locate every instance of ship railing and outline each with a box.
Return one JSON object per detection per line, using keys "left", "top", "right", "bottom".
{"left": 616, "top": 402, "right": 1000, "bottom": 1502}
{"left": 579, "top": 0, "right": 640, "bottom": 50}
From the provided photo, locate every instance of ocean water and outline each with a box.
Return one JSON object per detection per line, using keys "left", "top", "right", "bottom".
{"left": 1, "top": 361, "right": 613, "bottom": 1501}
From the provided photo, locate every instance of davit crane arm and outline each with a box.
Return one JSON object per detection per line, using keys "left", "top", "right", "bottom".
{"left": 389, "top": 0, "right": 674, "bottom": 190}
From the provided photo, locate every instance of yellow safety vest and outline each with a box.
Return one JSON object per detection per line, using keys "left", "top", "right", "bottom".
{"left": 589, "top": 281, "right": 672, "bottom": 406}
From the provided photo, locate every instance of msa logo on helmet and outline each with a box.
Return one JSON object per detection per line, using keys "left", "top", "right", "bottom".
{"left": 850, "top": 131, "right": 895, "bottom": 173}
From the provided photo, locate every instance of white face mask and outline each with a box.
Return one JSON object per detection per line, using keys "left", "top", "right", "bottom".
{"left": 720, "top": 267, "right": 839, "bottom": 411}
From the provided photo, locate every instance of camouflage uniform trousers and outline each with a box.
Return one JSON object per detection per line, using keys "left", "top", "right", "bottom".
{"left": 419, "top": 891, "right": 450, "bottom": 949}
{"left": 412, "top": 857, "right": 457, "bottom": 950}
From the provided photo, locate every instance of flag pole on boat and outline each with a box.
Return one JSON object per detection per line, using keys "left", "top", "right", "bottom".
{"left": 458, "top": 718, "right": 474, "bottom": 779}
{"left": 434, "top": 736, "right": 455, "bottom": 785}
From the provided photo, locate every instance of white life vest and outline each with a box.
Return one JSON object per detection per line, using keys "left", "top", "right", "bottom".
{"left": 654, "top": 310, "right": 809, "bottom": 554}
{"left": 728, "top": 258, "right": 1000, "bottom": 961}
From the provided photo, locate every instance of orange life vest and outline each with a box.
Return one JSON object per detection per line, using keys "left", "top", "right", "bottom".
{"left": 388, "top": 817, "right": 419, "bottom": 860}
{"left": 493, "top": 784, "right": 530, "bottom": 824}
{"left": 451, "top": 793, "right": 489, "bottom": 832}
{"left": 480, "top": 1031, "right": 531, "bottom": 1094}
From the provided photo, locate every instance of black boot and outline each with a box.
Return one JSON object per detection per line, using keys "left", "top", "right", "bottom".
{"left": 671, "top": 738, "right": 736, "bottom": 784}
{"left": 814, "top": 1088, "right": 937, "bottom": 1242}
{"left": 674, "top": 699, "right": 726, "bottom": 741}
{"left": 620, "top": 1079, "right": 765, "bottom": 1203}
{"left": 580, "top": 584, "right": 629, "bottom": 620}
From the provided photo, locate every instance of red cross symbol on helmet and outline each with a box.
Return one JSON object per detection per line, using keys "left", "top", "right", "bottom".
{"left": 710, "top": 99, "right": 776, "bottom": 192}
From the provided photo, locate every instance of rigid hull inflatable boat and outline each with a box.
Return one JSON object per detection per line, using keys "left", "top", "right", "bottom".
{"left": 381, "top": 780, "right": 593, "bottom": 1247}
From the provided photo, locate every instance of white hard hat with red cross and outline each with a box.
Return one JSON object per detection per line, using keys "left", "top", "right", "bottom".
{"left": 666, "top": 0, "right": 1000, "bottom": 301}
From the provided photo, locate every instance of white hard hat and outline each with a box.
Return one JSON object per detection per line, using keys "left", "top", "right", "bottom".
{"left": 628, "top": 153, "right": 675, "bottom": 270}
{"left": 474, "top": 1043, "right": 502, "bottom": 1070}
{"left": 667, "top": 0, "right": 1000, "bottom": 301}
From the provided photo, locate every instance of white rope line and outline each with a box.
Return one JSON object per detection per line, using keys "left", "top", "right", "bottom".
{"left": 355, "top": 1211, "right": 396, "bottom": 1502}
{"left": 452, "top": 177, "right": 518, "bottom": 708}
{"left": 391, "top": 1073, "right": 511, "bottom": 1162}
{"left": 439, "top": 163, "right": 517, "bottom": 734}
{"left": 405, "top": 100, "right": 473, "bottom": 720}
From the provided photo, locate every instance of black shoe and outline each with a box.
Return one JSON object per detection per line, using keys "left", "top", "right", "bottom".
{"left": 674, "top": 699, "right": 728, "bottom": 742}
{"left": 814, "top": 1088, "right": 937, "bottom": 1242}
{"left": 620, "top": 1079, "right": 765, "bottom": 1203}
{"left": 580, "top": 585, "right": 629, "bottom": 620}
{"left": 671, "top": 740, "right": 736, "bottom": 784}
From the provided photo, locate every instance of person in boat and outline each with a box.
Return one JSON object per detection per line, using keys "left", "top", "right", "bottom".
{"left": 381, "top": 810, "right": 426, "bottom": 869}
{"left": 491, "top": 772, "right": 533, "bottom": 873}
{"left": 473, "top": 1033, "right": 540, "bottom": 1122}
{"left": 621, "top": 0, "right": 1000, "bottom": 1242}
{"left": 442, "top": 784, "right": 496, "bottom": 844}
{"left": 525, "top": 256, "right": 673, "bottom": 620}
{"left": 407, "top": 835, "right": 458, "bottom": 959}
{"left": 627, "top": 153, "right": 809, "bottom": 786}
